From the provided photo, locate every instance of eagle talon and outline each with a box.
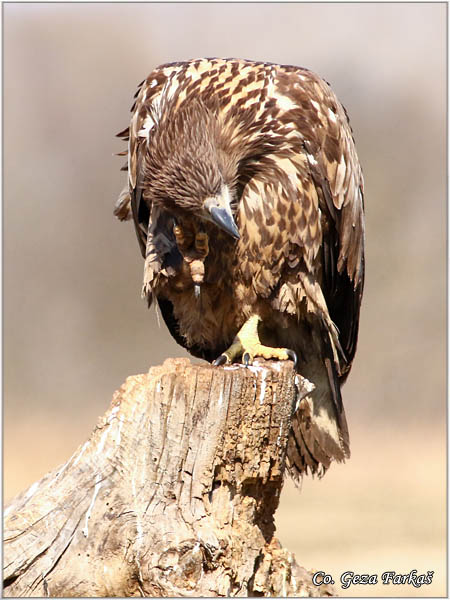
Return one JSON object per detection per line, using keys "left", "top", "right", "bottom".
{"left": 243, "top": 352, "right": 251, "bottom": 367}
{"left": 213, "top": 354, "right": 228, "bottom": 366}
{"left": 286, "top": 349, "right": 298, "bottom": 368}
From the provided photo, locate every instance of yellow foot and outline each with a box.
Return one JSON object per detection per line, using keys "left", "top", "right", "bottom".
{"left": 213, "top": 315, "right": 297, "bottom": 367}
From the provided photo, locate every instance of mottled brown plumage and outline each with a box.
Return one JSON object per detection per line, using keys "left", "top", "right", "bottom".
{"left": 115, "top": 58, "right": 365, "bottom": 480}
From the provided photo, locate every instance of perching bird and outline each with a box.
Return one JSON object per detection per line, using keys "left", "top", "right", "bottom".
{"left": 115, "top": 58, "right": 365, "bottom": 479}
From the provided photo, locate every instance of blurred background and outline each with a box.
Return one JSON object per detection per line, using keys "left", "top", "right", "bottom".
{"left": 4, "top": 3, "right": 446, "bottom": 596}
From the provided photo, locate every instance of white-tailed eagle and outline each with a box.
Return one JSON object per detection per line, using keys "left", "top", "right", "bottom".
{"left": 115, "top": 58, "right": 365, "bottom": 479}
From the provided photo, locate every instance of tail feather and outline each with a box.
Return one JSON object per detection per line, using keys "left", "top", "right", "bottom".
{"left": 286, "top": 332, "right": 350, "bottom": 480}
{"left": 287, "top": 414, "right": 324, "bottom": 481}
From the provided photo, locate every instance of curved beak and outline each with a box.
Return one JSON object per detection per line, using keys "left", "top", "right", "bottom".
{"left": 203, "top": 187, "right": 240, "bottom": 240}
{"left": 208, "top": 206, "right": 240, "bottom": 240}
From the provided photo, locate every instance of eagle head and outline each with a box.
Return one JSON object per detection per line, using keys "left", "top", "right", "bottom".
{"left": 142, "top": 99, "right": 240, "bottom": 239}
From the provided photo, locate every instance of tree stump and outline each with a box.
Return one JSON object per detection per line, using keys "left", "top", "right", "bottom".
{"left": 4, "top": 358, "right": 335, "bottom": 597}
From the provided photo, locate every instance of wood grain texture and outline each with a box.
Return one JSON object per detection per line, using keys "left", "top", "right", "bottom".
{"left": 4, "top": 358, "right": 335, "bottom": 597}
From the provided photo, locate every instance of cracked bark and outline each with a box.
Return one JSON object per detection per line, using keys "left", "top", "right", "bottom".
{"left": 3, "top": 358, "right": 335, "bottom": 597}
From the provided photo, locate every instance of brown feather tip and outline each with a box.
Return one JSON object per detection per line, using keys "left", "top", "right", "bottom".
{"left": 113, "top": 187, "right": 132, "bottom": 221}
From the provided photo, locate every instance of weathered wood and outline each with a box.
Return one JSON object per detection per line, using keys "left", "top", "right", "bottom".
{"left": 4, "top": 358, "right": 334, "bottom": 597}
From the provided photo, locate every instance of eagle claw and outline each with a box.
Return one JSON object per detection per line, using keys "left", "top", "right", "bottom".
{"left": 213, "top": 354, "right": 228, "bottom": 367}
{"left": 286, "top": 349, "right": 298, "bottom": 368}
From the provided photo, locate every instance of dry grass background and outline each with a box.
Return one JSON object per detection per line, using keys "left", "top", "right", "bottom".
{"left": 4, "top": 3, "right": 446, "bottom": 597}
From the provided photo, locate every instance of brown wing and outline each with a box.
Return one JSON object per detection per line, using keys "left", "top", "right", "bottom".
{"left": 117, "top": 65, "right": 184, "bottom": 257}
{"left": 301, "top": 73, "right": 365, "bottom": 378}
{"left": 127, "top": 76, "right": 162, "bottom": 257}
{"left": 232, "top": 65, "right": 364, "bottom": 478}
{"left": 117, "top": 64, "right": 187, "bottom": 287}
{"left": 276, "top": 68, "right": 364, "bottom": 478}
